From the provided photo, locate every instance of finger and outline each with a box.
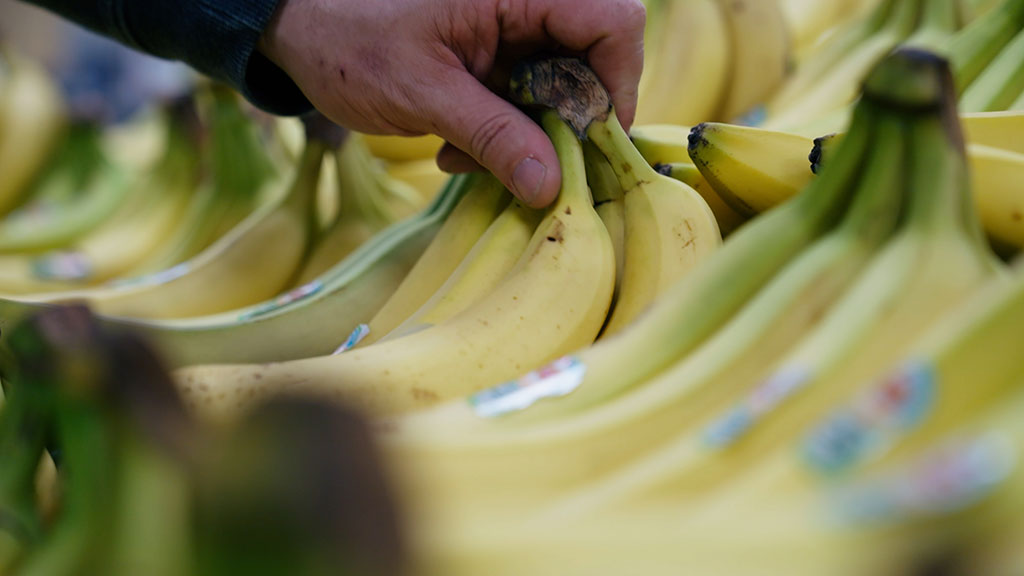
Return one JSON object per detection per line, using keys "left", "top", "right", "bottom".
{"left": 436, "top": 143, "right": 483, "bottom": 173}
{"left": 427, "top": 68, "right": 561, "bottom": 208}
{"left": 499, "top": 0, "right": 646, "bottom": 128}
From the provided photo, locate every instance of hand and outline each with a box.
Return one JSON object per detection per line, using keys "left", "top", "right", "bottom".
{"left": 259, "top": 0, "right": 646, "bottom": 208}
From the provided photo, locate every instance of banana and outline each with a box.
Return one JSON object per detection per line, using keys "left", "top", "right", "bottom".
{"left": 634, "top": 0, "right": 731, "bottom": 125}
{"left": 584, "top": 142, "right": 626, "bottom": 299}
{"left": 174, "top": 108, "right": 615, "bottom": 419}
{"left": 0, "top": 123, "right": 131, "bottom": 255}
{"left": 763, "top": 0, "right": 919, "bottom": 131}
{"left": 361, "top": 132, "right": 444, "bottom": 162}
{"left": 386, "top": 158, "right": 449, "bottom": 204}
{"left": 382, "top": 195, "right": 542, "bottom": 342}
{"left": 768, "top": 0, "right": 896, "bottom": 114}
{"left": 588, "top": 109, "right": 721, "bottom": 337}
{"left": 959, "top": 24, "right": 1024, "bottom": 112}
{"left": 383, "top": 102, "right": 906, "bottom": 525}
{"left": 294, "top": 139, "right": 384, "bottom": 284}
{"left": 961, "top": 110, "right": 1024, "bottom": 153}
{"left": 949, "top": 0, "right": 1024, "bottom": 93}
{"left": 9, "top": 128, "right": 327, "bottom": 319}
{"left": 817, "top": 120, "right": 1024, "bottom": 252}
{"left": 781, "top": 0, "right": 884, "bottom": 57}
{"left": 558, "top": 51, "right": 1002, "bottom": 516}
{"left": 687, "top": 122, "right": 816, "bottom": 215}
{"left": 900, "top": 0, "right": 961, "bottom": 53}
{"left": 0, "top": 51, "right": 65, "bottom": 217}
{"left": 717, "top": 0, "right": 792, "bottom": 122}
{"left": 0, "top": 175, "right": 476, "bottom": 368}
{"left": 128, "top": 87, "right": 279, "bottom": 275}
{"left": 629, "top": 124, "right": 749, "bottom": 234}
{"left": 800, "top": 261, "right": 1024, "bottom": 481}
{"left": 0, "top": 110, "right": 202, "bottom": 293}
{"left": 969, "top": 144, "right": 1024, "bottom": 251}
{"left": 356, "top": 175, "right": 509, "bottom": 346}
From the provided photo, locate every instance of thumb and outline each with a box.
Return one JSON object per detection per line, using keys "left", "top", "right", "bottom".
{"left": 429, "top": 70, "right": 562, "bottom": 208}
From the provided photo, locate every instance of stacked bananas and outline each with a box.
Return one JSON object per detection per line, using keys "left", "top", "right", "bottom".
{"left": 1, "top": 0, "right": 1024, "bottom": 574}
{"left": 0, "top": 305, "right": 405, "bottom": 576}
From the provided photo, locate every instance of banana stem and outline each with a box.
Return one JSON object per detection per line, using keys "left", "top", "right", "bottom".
{"left": 540, "top": 110, "right": 592, "bottom": 208}
{"left": 586, "top": 113, "right": 660, "bottom": 190}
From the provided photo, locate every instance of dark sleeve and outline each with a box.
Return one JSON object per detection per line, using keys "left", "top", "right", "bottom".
{"left": 20, "top": 0, "right": 313, "bottom": 116}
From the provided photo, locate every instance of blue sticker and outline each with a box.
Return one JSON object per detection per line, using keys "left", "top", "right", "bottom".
{"left": 332, "top": 324, "right": 370, "bottom": 355}
{"left": 469, "top": 356, "right": 586, "bottom": 418}
{"left": 804, "top": 361, "right": 935, "bottom": 475}
{"left": 703, "top": 366, "right": 811, "bottom": 449}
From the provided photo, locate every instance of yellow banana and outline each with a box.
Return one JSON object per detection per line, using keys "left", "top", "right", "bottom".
{"left": 382, "top": 197, "right": 543, "bottom": 342}
{"left": 0, "top": 51, "right": 64, "bottom": 217}
{"left": 717, "top": 0, "right": 792, "bottom": 122}
{"left": 589, "top": 110, "right": 721, "bottom": 337}
{"left": 634, "top": 0, "right": 731, "bottom": 125}
{"left": 386, "top": 158, "right": 449, "bottom": 205}
{"left": 629, "top": 123, "right": 747, "bottom": 233}
{"left": 362, "top": 133, "right": 444, "bottom": 162}
{"left": 357, "top": 175, "right": 509, "bottom": 346}
{"left": 687, "top": 122, "right": 816, "bottom": 214}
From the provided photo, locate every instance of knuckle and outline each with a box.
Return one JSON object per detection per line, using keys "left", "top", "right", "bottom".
{"left": 468, "top": 111, "right": 518, "bottom": 166}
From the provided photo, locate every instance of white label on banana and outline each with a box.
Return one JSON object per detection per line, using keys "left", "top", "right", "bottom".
{"left": 32, "top": 252, "right": 92, "bottom": 281}
{"left": 830, "top": 433, "right": 1015, "bottom": 525}
{"left": 110, "top": 262, "right": 191, "bottom": 288}
{"left": 802, "top": 361, "right": 934, "bottom": 475}
{"left": 332, "top": 324, "right": 370, "bottom": 355}
{"left": 468, "top": 356, "right": 586, "bottom": 418}
{"left": 238, "top": 281, "right": 324, "bottom": 321}
{"left": 703, "top": 366, "right": 812, "bottom": 448}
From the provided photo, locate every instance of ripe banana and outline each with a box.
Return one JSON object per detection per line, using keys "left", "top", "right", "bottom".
{"left": 0, "top": 51, "right": 64, "bottom": 217}
{"left": 717, "top": 0, "right": 791, "bottom": 122}
{"left": 629, "top": 124, "right": 748, "bottom": 234}
{"left": 634, "top": 0, "right": 731, "bottom": 126}
{"left": 961, "top": 110, "right": 1024, "bottom": 153}
{"left": 174, "top": 110, "right": 615, "bottom": 419}
{"left": 361, "top": 132, "right": 444, "bottom": 162}
{"left": 584, "top": 141, "right": 625, "bottom": 300}
{"left": 588, "top": 104, "right": 721, "bottom": 337}
{"left": 382, "top": 196, "right": 543, "bottom": 342}
{"left": 357, "top": 175, "right": 509, "bottom": 346}
{"left": 687, "top": 122, "right": 816, "bottom": 214}
{"left": 386, "top": 158, "right": 449, "bottom": 204}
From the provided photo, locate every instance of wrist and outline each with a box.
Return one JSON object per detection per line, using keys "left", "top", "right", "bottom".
{"left": 258, "top": 0, "right": 299, "bottom": 71}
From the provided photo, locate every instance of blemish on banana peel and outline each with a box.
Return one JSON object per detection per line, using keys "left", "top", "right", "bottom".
{"left": 411, "top": 388, "right": 439, "bottom": 403}
{"left": 509, "top": 58, "right": 612, "bottom": 139}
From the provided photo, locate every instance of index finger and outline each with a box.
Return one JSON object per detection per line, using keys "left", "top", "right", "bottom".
{"left": 498, "top": 0, "right": 646, "bottom": 129}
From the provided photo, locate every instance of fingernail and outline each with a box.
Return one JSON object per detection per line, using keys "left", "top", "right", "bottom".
{"left": 512, "top": 157, "right": 547, "bottom": 205}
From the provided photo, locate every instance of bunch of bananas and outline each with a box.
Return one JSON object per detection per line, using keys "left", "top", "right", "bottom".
{"left": 2, "top": 0, "right": 1024, "bottom": 573}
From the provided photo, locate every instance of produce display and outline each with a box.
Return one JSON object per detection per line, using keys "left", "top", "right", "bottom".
{"left": 1, "top": 0, "right": 1024, "bottom": 574}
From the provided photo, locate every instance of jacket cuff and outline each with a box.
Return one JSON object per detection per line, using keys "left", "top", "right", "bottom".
{"left": 114, "top": 0, "right": 312, "bottom": 115}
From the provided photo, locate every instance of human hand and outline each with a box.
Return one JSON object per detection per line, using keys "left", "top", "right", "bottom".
{"left": 259, "top": 0, "right": 645, "bottom": 208}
